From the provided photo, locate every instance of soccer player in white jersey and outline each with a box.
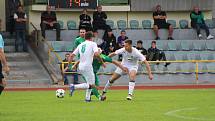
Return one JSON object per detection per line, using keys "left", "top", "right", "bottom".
{"left": 101, "top": 39, "right": 153, "bottom": 100}
{"left": 68, "top": 32, "right": 103, "bottom": 102}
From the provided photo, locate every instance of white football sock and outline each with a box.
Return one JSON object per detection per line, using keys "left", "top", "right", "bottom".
{"left": 103, "top": 80, "right": 112, "bottom": 92}
{"left": 73, "top": 83, "right": 89, "bottom": 89}
{"left": 128, "top": 81, "right": 135, "bottom": 95}
{"left": 85, "top": 89, "right": 92, "bottom": 100}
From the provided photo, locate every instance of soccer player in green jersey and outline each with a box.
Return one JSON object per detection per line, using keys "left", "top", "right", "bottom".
{"left": 73, "top": 28, "right": 86, "bottom": 49}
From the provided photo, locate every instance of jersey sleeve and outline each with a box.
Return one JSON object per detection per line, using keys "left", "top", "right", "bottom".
{"left": 0, "top": 35, "right": 4, "bottom": 49}
{"left": 115, "top": 48, "right": 125, "bottom": 55}
{"left": 135, "top": 49, "right": 146, "bottom": 61}
{"left": 92, "top": 42, "right": 98, "bottom": 53}
{"left": 100, "top": 54, "right": 112, "bottom": 63}
{"left": 72, "top": 45, "right": 79, "bottom": 55}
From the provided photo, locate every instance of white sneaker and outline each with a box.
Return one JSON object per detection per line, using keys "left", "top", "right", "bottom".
{"left": 207, "top": 35, "right": 214, "bottom": 40}
{"left": 126, "top": 95, "right": 132, "bottom": 100}
{"left": 198, "top": 34, "right": 202, "bottom": 38}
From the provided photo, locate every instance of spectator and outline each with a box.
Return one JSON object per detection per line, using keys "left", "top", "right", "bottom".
{"left": 79, "top": 9, "right": 92, "bottom": 31}
{"left": 8, "top": 0, "right": 21, "bottom": 36}
{"left": 92, "top": 30, "right": 103, "bottom": 47}
{"left": 40, "top": 5, "right": 61, "bottom": 41}
{"left": 61, "top": 53, "right": 79, "bottom": 85}
{"left": 117, "top": 30, "right": 128, "bottom": 49}
{"left": 147, "top": 41, "right": 170, "bottom": 67}
{"left": 153, "top": 5, "right": 174, "bottom": 40}
{"left": 102, "top": 29, "right": 117, "bottom": 55}
{"left": 14, "top": 5, "right": 27, "bottom": 52}
{"left": 135, "top": 40, "right": 147, "bottom": 56}
{"left": 190, "top": 6, "right": 214, "bottom": 39}
{"left": 93, "top": 5, "right": 110, "bottom": 31}
{"left": 0, "top": 19, "right": 10, "bottom": 95}
{"left": 74, "top": 28, "right": 86, "bottom": 49}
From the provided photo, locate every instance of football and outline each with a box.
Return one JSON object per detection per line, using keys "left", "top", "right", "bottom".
{"left": 56, "top": 89, "right": 65, "bottom": 98}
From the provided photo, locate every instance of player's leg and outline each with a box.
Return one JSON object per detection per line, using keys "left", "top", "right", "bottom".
{"left": 85, "top": 70, "right": 95, "bottom": 102}
{"left": 0, "top": 62, "right": 5, "bottom": 95}
{"left": 127, "top": 69, "right": 137, "bottom": 100}
{"left": 92, "top": 73, "right": 101, "bottom": 99}
{"left": 0, "top": 79, "right": 4, "bottom": 95}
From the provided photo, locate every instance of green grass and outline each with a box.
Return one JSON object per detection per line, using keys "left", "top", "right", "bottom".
{"left": 0, "top": 89, "right": 215, "bottom": 121}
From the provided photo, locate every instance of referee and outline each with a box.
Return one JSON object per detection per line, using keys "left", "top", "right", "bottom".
{"left": 0, "top": 19, "right": 10, "bottom": 95}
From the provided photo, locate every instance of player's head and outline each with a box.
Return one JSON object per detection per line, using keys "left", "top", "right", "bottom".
{"left": 107, "top": 29, "right": 113, "bottom": 37}
{"left": 155, "top": 5, "right": 161, "bottom": 12}
{"left": 151, "top": 40, "right": 156, "bottom": 48}
{"left": 79, "top": 28, "right": 86, "bottom": 38}
{"left": 124, "top": 39, "right": 133, "bottom": 52}
{"left": 137, "top": 40, "right": 143, "bottom": 48}
{"left": 97, "top": 5, "right": 102, "bottom": 12}
{"left": 82, "top": 8, "right": 88, "bottom": 14}
{"left": 93, "top": 29, "right": 98, "bottom": 37}
{"left": 65, "top": 53, "right": 70, "bottom": 60}
{"left": 17, "top": 5, "right": 24, "bottom": 12}
{"left": 85, "top": 31, "right": 93, "bottom": 41}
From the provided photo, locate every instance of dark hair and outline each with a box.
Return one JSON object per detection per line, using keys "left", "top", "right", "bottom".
{"left": 121, "top": 30, "right": 126, "bottom": 33}
{"left": 137, "top": 40, "right": 143, "bottom": 44}
{"left": 152, "top": 40, "right": 156, "bottom": 44}
{"left": 125, "top": 39, "right": 132, "bottom": 45}
{"left": 85, "top": 31, "right": 93, "bottom": 40}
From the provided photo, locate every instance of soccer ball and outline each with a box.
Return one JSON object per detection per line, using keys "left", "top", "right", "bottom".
{"left": 56, "top": 89, "right": 65, "bottom": 98}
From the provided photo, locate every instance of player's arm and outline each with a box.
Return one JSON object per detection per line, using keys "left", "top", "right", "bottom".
{"left": 142, "top": 60, "right": 153, "bottom": 80}
{"left": 72, "top": 61, "right": 80, "bottom": 70}
{"left": 69, "top": 47, "right": 79, "bottom": 63}
{"left": 108, "top": 48, "right": 124, "bottom": 58}
{"left": 0, "top": 48, "right": 9, "bottom": 75}
{"left": 112, "top": 60, "right": 128, "bottom": 73}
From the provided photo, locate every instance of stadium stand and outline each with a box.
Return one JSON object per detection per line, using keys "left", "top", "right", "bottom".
{"left": 67, "top": 20, "right": 77, "bottom": 30}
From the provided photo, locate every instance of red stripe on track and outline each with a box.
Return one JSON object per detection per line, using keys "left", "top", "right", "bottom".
{"left": 4, "top": 85, "right": 215, "bottom": 91}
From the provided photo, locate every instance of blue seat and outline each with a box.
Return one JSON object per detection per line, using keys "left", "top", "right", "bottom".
{"left": 35, "top": 0, "right": 48, "bottom": 4}
{"left": 167, "top": 20, "right": 177, "bottom": 28}
{"left": 205, "top": 19, "right": 215, "bottom": 29}
{"left": 206, "top": 40, "right": 215, "bottom": 50}
{"left": 156, "top": 40, "right": 168, "bottom": 51}
{"left": 198, "top": 63, "right": 208, "bottom": 74}
{"left": 180, "top": 63, "right": 195, "bottom": 74}
{"left": 106, "top": 20, "right": 114, "bottom": 29}
{"left": 179, "top": 19, "right": 189, "bottom": 29}
{"left": 64, "top": 42, "right": 74, "bottom": 51}
{"left": 207, "top": 63, "right": 215, "bottom": 74}
{"left": 57, "top": 20, "right": 64, "bottom": 29}
{"left": 167, "top": 41, "right": 181, "bottom": 51}
{"left": 193, "top": 40, "right": 206, "bottom": 51}
{"left": 142, "top": 20, "right": 152, "bottom": 29}
{"left": 67, "top": 20, "right": 76, "bottom": 30}
{"left": 51, "top": 41, "right": 64, "bottom": 51}
{"left": 180, "top": 40, "right": 193, "bottom": 51}
{"left": 174, "top": 52, "right": 188, "bottom": 60}
{"left": 117, "top": 20, "right": 127, "bottom": 29}
{"left": 129, "top": 20, "right": 139, "bottom": 29}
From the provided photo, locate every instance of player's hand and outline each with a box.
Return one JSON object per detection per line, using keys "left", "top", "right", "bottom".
{"left": 102, "top": 63, "right": 106, "bottom": 68}
{"left": 148, "top": 73, "right": 153, "bottom": 80}
{"left": 122, "top": 67, "right": 129, "bottom": 73}
{"left": 3, "top": 65, "right": 10, "bottom": 76}
{"left": 72, "top": 65, "right": 77, "bottom": 70}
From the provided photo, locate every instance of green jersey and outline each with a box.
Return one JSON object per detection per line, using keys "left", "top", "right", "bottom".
{"left": 93, "top": 54, "right": 112, "bottom": 73}
{"left": 74, "top": 36, "right": 85, "bottom": 49}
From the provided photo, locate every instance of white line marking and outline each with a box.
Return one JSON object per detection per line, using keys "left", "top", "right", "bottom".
{"left": 165, "top": 108, "right": 215, "bottom": 121}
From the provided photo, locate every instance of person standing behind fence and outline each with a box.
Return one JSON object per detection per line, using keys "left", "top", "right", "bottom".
{"left": 79, "top": 9, "right": 92, "bottom": 31}
{"left": 0, "top": 19, "right": 10, "bottom": 95}
{"left": 14, "top": 5, "right": 27, "bottom": 52}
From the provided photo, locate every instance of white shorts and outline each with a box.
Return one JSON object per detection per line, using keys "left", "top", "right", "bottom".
{"left": 79, "top": 68, "right": 95, "bottom": 85}
{"left": 114, "top": 65, "right": 138, "bottom": 75}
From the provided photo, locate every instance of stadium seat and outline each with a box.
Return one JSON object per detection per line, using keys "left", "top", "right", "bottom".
{"left": 193, "top": 40, "right": 206, "bottom": 51}
{"left": 179, "top": 19, "right": 189, "bottom": 29}
{"left": 208, "top": 53, "right": 215, "bottom": 60}
{"left": 117, "top": 20, "right": 127, "bottom": 29}
{"left": 198, "top": 63, "right": 208, "bottom": 74}
{"left": 103, "top": 63, "right": 116, "bottom": 73}
{"left": 199, "top": 52, "right": 211, "bottom": 60}
{"left": 64, "top": 42, "right": 74, "bottom": 51}
{"left": 57, "top": 20, "right": 64, "bottom": 29}
{"left": 167, "top": 63, "right": 177, "bottom": 74}
{"left": 167, "top": 41, "right": 181, "bottom": 51}
{"left": 156, "top": 40, "right": 168, "bottom": 51}
{"left": 180, "top": 63, "right": 195, "bottom": 74}
{"left": 67, "top": 20, "right": 76, "bottom": 30}
{"left": 205, "top": 19, "right": 215, "bottom": 29}
{"left": 142, "top": 20, "right": 152, "bottom": 29}
{"left": 206, "top": 40, "right": 215, "bottom": 50}
{"left": 180, "top": 40, "right": 193, "bottom": 51}
{"left": 34, "top": 0, "right": 48, "bottom": 4}
{"left": 187, "top": 51, "right": 197, "bottom": 60}
{"left": 167, "top": 20, "right": 177, "bottom": 28}
{"left": 106, "top": 20, "right": 114, "bottom": 29}
{"left": 129, "top": 20, "right": 139, "bottom": 29}
{"left": 51, "top": 41, "right": 64, "bottom": 51}
{"left": 174, "top": 52, "right": 188, "bottom": 60}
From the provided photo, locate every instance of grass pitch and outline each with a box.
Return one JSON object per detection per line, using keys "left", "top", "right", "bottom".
{"left": 0, "top": 89, "right": 215, "bottom": 121}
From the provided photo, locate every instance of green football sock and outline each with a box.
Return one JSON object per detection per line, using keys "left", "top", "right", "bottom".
{"left": 92, "top": 87, "right": 100, "bottom": 99}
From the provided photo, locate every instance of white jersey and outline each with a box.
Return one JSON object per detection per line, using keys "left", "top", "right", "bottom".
{"left": 73, "top": 40, "right": 98, "bottom": 70}
{"left": 115, "top": 47, "right": 146, "bottom": 67}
